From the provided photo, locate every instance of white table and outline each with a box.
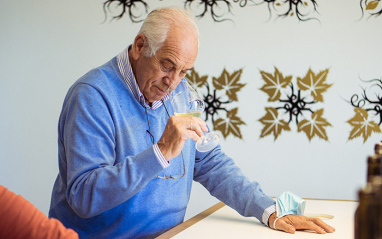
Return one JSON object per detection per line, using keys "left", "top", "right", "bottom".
{"left": 157, "top": 199, "right": 358, "bottom": 239}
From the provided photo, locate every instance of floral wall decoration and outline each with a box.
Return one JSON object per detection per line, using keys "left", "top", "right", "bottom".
{"left": 347, "top": 77, "right": 382, "bottom": 143}
{"left": 185, "top": 68, "right": 247, "bottom": 139}
{"left": 258, "top": 67, "right": 332, "bottom": 141}
{"left": 185, "top": 0, "right": 319, "bottom": 22}
{"left": 101, "top": 0, "right": 320, "bottom": 23}
{"left": 257, "top": 0, "right": 319, "bottom": 22}
{"left": 360, "top": 0, "right": 382, "bottom": 18}
{"left": 103, "top": 0, "right": 149, "bottom": 22}
{"left": 184, "top": 0, "right": 247, "bottom": 22}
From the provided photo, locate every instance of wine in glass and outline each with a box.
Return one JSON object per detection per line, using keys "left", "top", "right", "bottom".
{"left": 171, "top": 80, "right": 220, "bottom": 152}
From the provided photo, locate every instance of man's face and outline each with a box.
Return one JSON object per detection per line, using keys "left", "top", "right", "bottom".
{"left": 131, "top": 28, "right": 198, "bottom": 104}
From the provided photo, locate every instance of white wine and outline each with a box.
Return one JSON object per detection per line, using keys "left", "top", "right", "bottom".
{"left": 174, "top": 111, "right": 202, "bottom": 117}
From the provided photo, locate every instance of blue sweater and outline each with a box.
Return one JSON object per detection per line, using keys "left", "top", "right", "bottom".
{"left": 49, "top": 56, "right": 275, "bottom": 238}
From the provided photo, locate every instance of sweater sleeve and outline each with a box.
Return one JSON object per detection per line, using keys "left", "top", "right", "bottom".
{"left": 0, "top": 186, "right": 78, "bottom": 239}
{"left": 60, "top": 83, "right": 166, "bottom": 218}
{"left": 193, "top": 147, "right": 276, "bottom": 222}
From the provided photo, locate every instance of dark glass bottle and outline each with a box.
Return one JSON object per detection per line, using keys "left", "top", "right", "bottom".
{"left": 374, "top": 142, "right": 382, "bottom": 155}
{"left": 355, "top": 183, "right": 376, "bottom": 239}
{"left": 371, "top": 176, "right": 382, "bottom": 239}
{"left": 367, "top": 154, "right": 382, "bottom": 183}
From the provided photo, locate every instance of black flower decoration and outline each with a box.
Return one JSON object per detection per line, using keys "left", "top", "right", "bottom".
{"left": 103, "top": 0, "right": 149, "bottom": 22}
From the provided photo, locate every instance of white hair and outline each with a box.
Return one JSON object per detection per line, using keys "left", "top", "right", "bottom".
{"left": 138, "top": 7, "right": 199, "bottom": 57}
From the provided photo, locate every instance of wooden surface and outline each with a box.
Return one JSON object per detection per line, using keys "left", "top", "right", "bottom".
{"left": 156, "top": 202, "right": 226, "bottom": 239}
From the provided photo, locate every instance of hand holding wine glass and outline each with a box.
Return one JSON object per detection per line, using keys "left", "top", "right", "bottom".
{"left": 171, "top": 80, "right": 220, "bottom": 152}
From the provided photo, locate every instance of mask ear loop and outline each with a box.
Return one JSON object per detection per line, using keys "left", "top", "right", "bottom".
{"left": 273, "top": 217, "right": 280, "bottom": 230}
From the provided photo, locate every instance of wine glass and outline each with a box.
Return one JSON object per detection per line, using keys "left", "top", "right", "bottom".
{"left": 170, "top": 80, "right": 220, "bottom": 152}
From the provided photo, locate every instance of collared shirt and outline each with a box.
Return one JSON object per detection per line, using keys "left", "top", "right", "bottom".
{"left": 263, "top": 204, "right": 276, "bottom": 225}
{"left": 117, "top": 46, "right": 170, "bottom": 169}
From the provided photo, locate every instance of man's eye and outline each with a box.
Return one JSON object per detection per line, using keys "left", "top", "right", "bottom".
{"left": 164, "top": 67, "right": 171, "bottom": 72}
{"left": 161, "top": 63, "right": 172, "bottom": 72}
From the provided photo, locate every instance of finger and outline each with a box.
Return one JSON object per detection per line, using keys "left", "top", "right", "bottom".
{"left": 172, "top": 116, "right": 207, "bottom": 141}
{"left": 301, "top": 221, "right": 327, "bottom": 234}
{"left": 187, "top": 121, "right": 202, "bottom": 141}
{"left": 309, "top": 218, "right": 335, "bottom": 233}
{"left": 288, "top": 216, "right": 327, "bottom": 234}
{"left": 173, "top": 115, "right": 208, "bottom": 133}
{"left": 191, "top": 117, "right": 208, "bottom": 132}
{"left": 185, "top": 126, "right": 204, "bottom": 143}
{"left": 186, "top": 118, "right": 207, "bottom": 137}
{"left": 275, "top": 219, "right": 296, "bottom": 234}
{"left": 278, "top": 215, "right": 332, "bottom": 234}
{"left": 179, "top": 119, "right": 203, "bottom": 142}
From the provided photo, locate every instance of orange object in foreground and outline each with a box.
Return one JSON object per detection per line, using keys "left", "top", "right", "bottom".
{"left": 0, "top": 185, "right": 78, "bottom": 239}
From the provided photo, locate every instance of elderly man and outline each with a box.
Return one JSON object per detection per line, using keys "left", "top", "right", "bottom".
{"left": 49, "top": 7, "right": 334, "bottom": 238}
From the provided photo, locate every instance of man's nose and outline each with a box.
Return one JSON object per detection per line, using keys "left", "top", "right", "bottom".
{"left": 164, "top": 72, "right": 182, "bottom": 90}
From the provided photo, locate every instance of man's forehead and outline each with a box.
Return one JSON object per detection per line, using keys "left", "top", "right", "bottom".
{"left": 160, "top": 57, "right": 194, "bottom": 70}
{"left": 156, "top": 31, "right": 198, "bottom": 68}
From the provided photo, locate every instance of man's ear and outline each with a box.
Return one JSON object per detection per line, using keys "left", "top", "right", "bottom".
{"left": 131, "top": 34, "right": 146, "bottom": 61}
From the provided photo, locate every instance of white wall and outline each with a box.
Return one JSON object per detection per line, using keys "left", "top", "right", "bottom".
{"left": 1, "top": 0, "right": 381, "bottom": 222}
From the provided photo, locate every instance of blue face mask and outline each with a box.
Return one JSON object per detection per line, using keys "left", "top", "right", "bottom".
{"left": 276, "top": 191, "right": 306, "bottom": 217}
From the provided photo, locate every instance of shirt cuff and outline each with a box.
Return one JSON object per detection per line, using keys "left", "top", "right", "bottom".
{"left": 153, "top": 144, "right": 170, "bottom": 168}
{"left": 262, "top": 204, "right": 276, "bottom": 226}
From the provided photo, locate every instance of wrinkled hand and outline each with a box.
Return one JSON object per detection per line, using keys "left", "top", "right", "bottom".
{"left": 157, "top": 116, "right": 208, "bottom": 161}
{"left": 268, "top": 212, "right": 335, "bottom": 234}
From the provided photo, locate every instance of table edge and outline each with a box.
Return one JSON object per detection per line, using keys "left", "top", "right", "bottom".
{"left": 155, "top": 201, "right": 226, "bottom": 239}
